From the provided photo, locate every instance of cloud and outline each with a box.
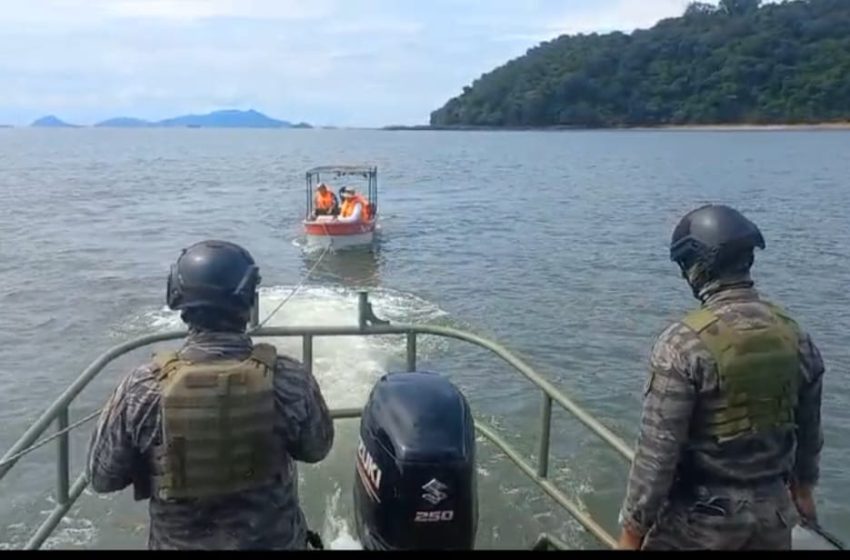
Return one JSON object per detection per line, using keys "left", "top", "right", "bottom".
{"left": 0, "top": 0, "right": 721, "bottom": 127}
{"left": 104, "top": 0, "right": 333, "bottom": 21}
{"left": 3, "top": 0, "right": 333, "bottom": 23}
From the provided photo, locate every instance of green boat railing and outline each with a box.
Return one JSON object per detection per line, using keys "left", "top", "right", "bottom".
{"left": 0, "top": 291, "right": 639, "bottom": 550}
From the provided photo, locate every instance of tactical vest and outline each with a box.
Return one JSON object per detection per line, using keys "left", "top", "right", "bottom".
{"left": 151, "top": 343, "right": 279, "bottom": 501}
{"left": 682, "top": 303, "right": 801, "bottom": 442}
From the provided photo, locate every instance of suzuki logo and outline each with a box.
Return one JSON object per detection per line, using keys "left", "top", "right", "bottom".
{"left": 421, "top": 478, "right": 448, "bottom": 505}
{"left": 356, "top": 438, "right": 382, "bottom": 503}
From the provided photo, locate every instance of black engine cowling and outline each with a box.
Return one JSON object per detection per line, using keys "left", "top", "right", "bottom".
{"left": 353, "top": 371, "right": 478, "bottom": 550}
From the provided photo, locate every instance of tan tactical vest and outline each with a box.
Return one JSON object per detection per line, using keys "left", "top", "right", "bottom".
{"left": 151, "top": 343, "right": 279, "bottom": 500}
{"left": 682, "top": 303, "right": 801, "bottom": 443}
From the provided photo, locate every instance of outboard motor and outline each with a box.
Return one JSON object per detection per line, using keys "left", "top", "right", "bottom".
{"left": 353, "top": 371, "right": 478, "bottom": 550}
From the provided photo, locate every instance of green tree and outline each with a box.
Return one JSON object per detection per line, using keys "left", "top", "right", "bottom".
{"left": 719, "top": 0, "right": 761, "bottom": 17}
{"left": 430, "top": 0, "right": 850, "bottom": 128}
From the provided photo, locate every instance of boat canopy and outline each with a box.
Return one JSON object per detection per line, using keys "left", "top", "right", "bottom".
{"left": 305, "top": 165, "right": 378, "bottom": 219}
{"left": 307, "top": 165, "right": 377, "bottom": 177}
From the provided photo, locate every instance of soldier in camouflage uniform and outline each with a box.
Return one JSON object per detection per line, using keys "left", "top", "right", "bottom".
{"left": 87, "top": 240, "right": 334, "bottom": 550}
{"left": 618, "top": 205, "right": 824, "bottom": 550}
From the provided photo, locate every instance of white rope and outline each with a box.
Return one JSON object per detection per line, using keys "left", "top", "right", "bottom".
{"left": 0, "top": 410, "right": 102, "bottom": 469}
{"left": 249, "top": 221, "right": 335, "bottom": 332}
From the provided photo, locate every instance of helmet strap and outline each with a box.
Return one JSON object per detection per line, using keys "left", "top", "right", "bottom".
{"left": 681, "top": 261, "right": 710, "bottom": 302}
{"left": 691, "top": 271, "right": 755, "bottom": 303}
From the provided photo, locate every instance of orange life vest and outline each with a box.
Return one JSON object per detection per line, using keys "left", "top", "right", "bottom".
{"left": 315, "top": 190, "right": 336, "bottom": 212}
{"left": 340, "top": 195, "right": 371, "bottom": 222}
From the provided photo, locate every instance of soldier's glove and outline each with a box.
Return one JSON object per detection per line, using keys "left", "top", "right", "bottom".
{"left": 307, "top": 530, "right": 325, "bottom": 550}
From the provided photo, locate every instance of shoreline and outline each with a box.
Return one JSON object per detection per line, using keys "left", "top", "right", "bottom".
{"left": 3, "top": 123, "right": 849, "bottom": 132}
{"left": 382, "top": 122, "right": 850, "bottom": 132}
{"left": 645, "top": 123, "right": 850, "bottom": 131}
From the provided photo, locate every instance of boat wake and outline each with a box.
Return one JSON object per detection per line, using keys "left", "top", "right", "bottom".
{"left": 147, "top": 285, "right": 450, "bottom": 409}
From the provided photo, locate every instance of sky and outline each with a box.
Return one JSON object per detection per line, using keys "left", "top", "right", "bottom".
{"left": 0, "top": 0, "right": 708, "bottom": 127}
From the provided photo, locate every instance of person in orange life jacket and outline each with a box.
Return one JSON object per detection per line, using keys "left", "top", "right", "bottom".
{"left": 336, "top": 187, "right": 370, "bottom": 223}
{"left": 313, "top": 183, "right": 339, "bottom": 217}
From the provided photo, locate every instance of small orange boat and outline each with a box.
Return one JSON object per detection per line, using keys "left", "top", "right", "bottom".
{"left": 303, "top": 165, "right": 379, "bottom": 249}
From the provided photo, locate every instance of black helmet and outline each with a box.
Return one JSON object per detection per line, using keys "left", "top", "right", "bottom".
{"left": 167, "top": 240, "right": 260, "bottom": 318}
{"left": 670, "top": 204, "right": 765, "bottom": 275}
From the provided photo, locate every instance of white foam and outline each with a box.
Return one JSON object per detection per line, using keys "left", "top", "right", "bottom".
{"left": 322, "top": 486, "right": 362, "bottom": 550}
{"left": 28, "top": 509, "right": 98, "bottom": 550}
{"left": 143, "top": 285, "right": 449, "bottom": 409}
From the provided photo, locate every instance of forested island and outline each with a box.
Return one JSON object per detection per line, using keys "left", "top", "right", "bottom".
{"left": 430, "top": 0, "right": 850, "bottom": 128}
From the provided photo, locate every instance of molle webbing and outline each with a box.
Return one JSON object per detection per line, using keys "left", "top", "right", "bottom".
{"left": 152, "top": 343, "right": 278, "bottom": 500}
{"left": 682, "top": 304, "right": 801, "bottom": 442}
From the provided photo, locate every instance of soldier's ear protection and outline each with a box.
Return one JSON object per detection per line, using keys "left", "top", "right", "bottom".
{"left": 234, "top": 265, "right": 261, "bottom": 309}
{"left": 166, "top": 249, "right": 187, "bottom": 310}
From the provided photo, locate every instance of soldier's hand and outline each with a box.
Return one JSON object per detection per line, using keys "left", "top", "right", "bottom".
{"left": 616, "top": 527, "right": 643, "bottom": 550}
{"left": 792, "top": 484, "right": 818, "bottom": 524}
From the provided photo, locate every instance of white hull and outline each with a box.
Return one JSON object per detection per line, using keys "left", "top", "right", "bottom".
{"left": 306, "top": 231, "right": 374, "bottom": 249}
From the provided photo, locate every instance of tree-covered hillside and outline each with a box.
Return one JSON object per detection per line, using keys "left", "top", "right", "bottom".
{"left": 430, "top": 0, "right": 850, "bottom": 127}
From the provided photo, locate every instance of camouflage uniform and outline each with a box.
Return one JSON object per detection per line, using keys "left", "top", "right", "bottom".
{"left": 619, "top": 282, "right": 825, "bottom": 550}
{"left": 87, "top": 330, "right": 335, "bottom": 550}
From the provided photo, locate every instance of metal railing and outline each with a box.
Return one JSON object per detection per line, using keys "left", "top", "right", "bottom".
{"left": 0, "top": 291, "right": 636, "bottom": 550}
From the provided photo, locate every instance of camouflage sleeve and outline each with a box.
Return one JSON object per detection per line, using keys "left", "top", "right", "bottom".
{"left": 86, "top": 364, "right": 160, "bottom": 494}
{"left": 619, "top": 323, "right": 698, "bottom": 536}
{"left": 793, "top": 331, "right": 825, "bottom": 487}
{"left": 273, "top": 357, "right": 335, "bottom": 464}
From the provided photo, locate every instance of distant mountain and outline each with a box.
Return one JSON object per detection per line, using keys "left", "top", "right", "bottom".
{"left": 31, "top": 115, "right": 78, "bottom": 128}
{"left": 95, "top": 117, "right": 151, "bottom": 128}
{"left": 157, "top": 109, "right": 293, "bottom": 128}
{"left": 26, "top": 109, "right": 309, "bottom": 129}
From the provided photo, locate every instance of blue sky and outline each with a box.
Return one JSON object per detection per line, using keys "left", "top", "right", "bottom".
{"left": 0, "top": 0, "right": 704, "bottom": 127}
